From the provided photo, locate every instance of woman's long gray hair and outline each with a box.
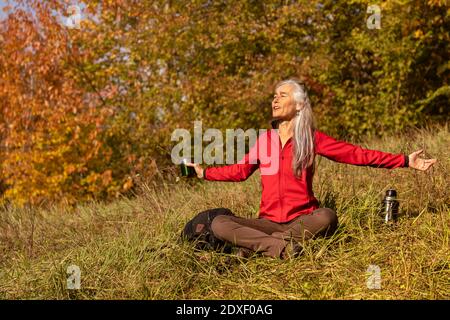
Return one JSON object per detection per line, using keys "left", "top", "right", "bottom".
{"left": 275, "top": 79, "right": 316, "bottom": 178}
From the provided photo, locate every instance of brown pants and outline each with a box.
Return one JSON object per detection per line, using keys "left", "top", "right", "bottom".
{"left": 211, "top": 208, "right": 338, "bottom": 258}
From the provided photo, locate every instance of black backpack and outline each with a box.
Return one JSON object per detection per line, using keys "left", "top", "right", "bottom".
{"left": 180, "top": 207, "right": 234, "bottom": 253}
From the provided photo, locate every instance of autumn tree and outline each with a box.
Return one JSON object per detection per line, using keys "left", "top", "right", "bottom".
{"left": 0, "top": 0, "right": 448, "bottom": 207}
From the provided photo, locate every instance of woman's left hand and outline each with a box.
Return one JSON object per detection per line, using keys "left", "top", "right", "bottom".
{"left": 408, "top": 149, "right": 437, "bottom": 171}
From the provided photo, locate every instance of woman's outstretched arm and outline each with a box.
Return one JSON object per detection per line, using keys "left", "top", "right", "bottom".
{"left": 185, "top": 132, "right": 264, "bottom": 181}
{"left": 315, "top": 130, "right": 436, "bottom": 171}
{"left": 186, "top": 154, "right": 259, "bottom": 181}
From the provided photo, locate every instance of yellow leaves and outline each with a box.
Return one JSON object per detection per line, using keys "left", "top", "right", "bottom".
{"left": 427, "top": 0, "right": 448, "bottom": 7}
{"left": 102, "top": 169, "right": 113, "bottom": 186}
{"left": 122, "top": 176, "right": 133, "bottom": 192}
{"left": 414, "top": 29, "right": 424, "bottom": 39}
{"left": 84, "top": 171, "right": 100, "bottom": 185}
{"left": 81, "top": 19, "right": 96, "bottom": 30}
{"left": 65, "top": 164, "right": 76, "bottom": 175}
{"left": 72, "top": 125, "right": 81, "bottom": 140}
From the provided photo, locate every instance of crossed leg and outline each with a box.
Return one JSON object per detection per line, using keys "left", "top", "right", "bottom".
{"left": 211, "top": 208, "right": 338, "bottom": 258}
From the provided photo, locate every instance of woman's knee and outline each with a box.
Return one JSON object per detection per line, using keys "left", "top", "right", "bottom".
{"left": 316, "top": 208, "right": 338, "bottom": 232}
{"left": 323, "top": 208, "right": 338, "bottom": 231}
{"left": 210, "top": 215, "right": 233, "bottom": 239}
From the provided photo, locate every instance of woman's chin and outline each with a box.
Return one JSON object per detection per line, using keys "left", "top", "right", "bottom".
{"left": 273, "top": 114, "right": 288, "bottom": 120}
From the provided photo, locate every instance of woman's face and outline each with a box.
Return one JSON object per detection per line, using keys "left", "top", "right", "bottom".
{"left": 272, "top": 84, "right": 298, "bottom": 120}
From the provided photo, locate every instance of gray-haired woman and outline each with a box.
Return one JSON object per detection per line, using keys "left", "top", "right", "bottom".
{"left": 186, "top": 79, "right": 437, "bottom": 259}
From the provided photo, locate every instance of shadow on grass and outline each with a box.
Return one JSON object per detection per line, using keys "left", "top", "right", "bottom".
{"left": 403, "top": 202, "right": 441, "bottom": 218}
{"left": 317, "top": 190, "right": 357, "bottom": 244}
{"left": 318, "top": 190, "right": 338, "bottom": 212}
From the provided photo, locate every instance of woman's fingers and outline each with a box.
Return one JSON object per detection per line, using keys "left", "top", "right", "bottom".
{"left": 410, "top": 149, "right": 423, "bottom": 161}
{"left": 185, "top": 162, "right": 204, "bottom": 178}
{"left": 408, "top": 148, "right": 437, "bottom": 171}
{"left": 425, "top": 159, "right": 437, "bottom": 169}
{"left": 418, "top": 158, "right": 437, "bottom": 171}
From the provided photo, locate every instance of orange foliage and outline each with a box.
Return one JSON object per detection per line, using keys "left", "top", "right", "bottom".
{"left": 0, "top": 1, "right": 119, "bottom": 206}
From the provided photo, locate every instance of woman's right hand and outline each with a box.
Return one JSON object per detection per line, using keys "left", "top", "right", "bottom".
{"left": 185, "top": 162, "right": 204, "bottom": 179}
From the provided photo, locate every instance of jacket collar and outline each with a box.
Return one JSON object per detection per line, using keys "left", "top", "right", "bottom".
{"left": 270, "top": 118, "right": 281, "bottom": 129}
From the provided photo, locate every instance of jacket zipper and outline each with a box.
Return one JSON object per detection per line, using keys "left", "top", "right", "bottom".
{"left": 278, "top": 133, "right": 290, "bottom": 222}
{"left": 279, "top": 146, "right": 283, "bottom": 222}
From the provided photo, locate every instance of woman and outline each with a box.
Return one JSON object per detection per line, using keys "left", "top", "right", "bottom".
{"left": 186, "top": 79, "right": 437, "bottom": 259}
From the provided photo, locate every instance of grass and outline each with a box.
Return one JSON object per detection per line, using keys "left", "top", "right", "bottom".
{"left": 0, "top": 124, "right": 449, "bottom": 299}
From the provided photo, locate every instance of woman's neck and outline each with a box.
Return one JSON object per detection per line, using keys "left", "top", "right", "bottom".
{"left": 277, "top": 118, "right": 295, "bottom": 137}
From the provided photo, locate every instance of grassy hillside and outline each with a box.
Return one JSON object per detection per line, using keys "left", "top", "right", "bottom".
{"left": 0, "top": 124, "right": 449, "bottom": 299}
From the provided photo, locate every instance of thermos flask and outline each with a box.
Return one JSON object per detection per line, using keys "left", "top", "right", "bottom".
{"left": 380, "top": 189, "right": 399, "bottom": 223}
{"left": 180, "top": 158, "right": 196, "bottom": 177}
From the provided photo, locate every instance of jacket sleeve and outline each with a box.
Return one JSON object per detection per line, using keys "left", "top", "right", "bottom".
{"left": 315, "top": 130, "right": 408, "bottom": 169}
{"left": 203, "top": 133, "right": 261, "bottom": 182}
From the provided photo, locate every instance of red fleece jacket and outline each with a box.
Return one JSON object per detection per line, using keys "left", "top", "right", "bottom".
{"left": 204, "top": 125, "right": 408, "bottom": 223}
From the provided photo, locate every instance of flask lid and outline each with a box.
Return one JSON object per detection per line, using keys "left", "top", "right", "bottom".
{"left": 386, "top": 189, "right": 397, "bottom": 197}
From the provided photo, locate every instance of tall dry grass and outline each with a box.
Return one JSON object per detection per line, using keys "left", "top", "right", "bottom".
{"left": 0, "top": 124, "right": 448, "bottom": 299}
